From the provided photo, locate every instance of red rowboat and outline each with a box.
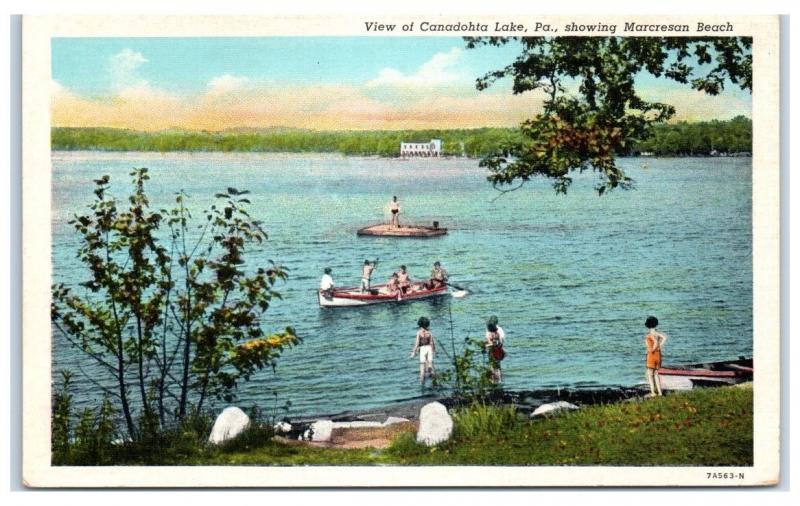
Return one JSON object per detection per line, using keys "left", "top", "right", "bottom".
{"left": 318, "top": 282, "right": 449, "bottom": 307}
{"left": 657, "top": 358, "right": 753, "bottom": 390}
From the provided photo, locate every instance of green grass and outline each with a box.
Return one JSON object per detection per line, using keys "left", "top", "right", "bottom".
{"left": 168, "top": 385, "right": 752, "bottom": 466}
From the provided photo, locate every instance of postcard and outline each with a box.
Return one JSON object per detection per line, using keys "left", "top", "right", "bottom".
{"left": 21, "top": 14, "right": 781, "bottom": 487}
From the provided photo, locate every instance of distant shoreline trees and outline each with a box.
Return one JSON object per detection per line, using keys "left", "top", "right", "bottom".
{"left": 51, "top": 117, "right": 751, "bottom": 158}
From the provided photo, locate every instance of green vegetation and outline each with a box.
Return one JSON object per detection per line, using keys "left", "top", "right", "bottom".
{"left": 51, "top": 126, "right": 524, "bottom": 157}
{"left": 388, "top": 385, "right": 752, "bottom": 466}
{"left": 464, "top": 37, "right": 752, "bottom": 194}
{"left": 633, "top": 116, "right": 752, "bottom": 156}
{"left": 51, "top": 118, "right": 751, "bottom": 158}
{"left": 51, "top": 169, "right": 299, "bottom": 441}
{"left": 53, "top": 384, "right": 752, "bottom": 466}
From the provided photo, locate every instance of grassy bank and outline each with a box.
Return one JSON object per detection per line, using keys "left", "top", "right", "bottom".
{"left": 152, "top": 385, "right": 750, "bottom": 466}
{"left": 51, "top": 117, "right": 751, "bottom": 158}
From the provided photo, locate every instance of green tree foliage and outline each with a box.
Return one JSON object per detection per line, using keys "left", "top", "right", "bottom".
{"left": 51, "top": 121, "right": 750, "bottom": 159}
{"left": 463, "top": 36, "right": 753, "bottom": 194}
{"left": 51, "top": 169, "right": 299, "bottom": 440}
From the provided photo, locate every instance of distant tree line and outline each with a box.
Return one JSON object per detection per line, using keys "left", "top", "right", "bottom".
{"left": 51, "top": 117, "right": 750, "bottom": 158}
{"left": 630, "top": 115, "right": 751, "bottom": 156}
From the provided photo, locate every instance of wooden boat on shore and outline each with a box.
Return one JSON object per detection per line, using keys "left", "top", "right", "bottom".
{"left": 318, "top": 282, "right": 449, "bottom": 307}
{"left": 357, "top": 223, "right": 447, "bottom": 238}
{"left": 657, "top": 357, "right": 753, "bottom": 390}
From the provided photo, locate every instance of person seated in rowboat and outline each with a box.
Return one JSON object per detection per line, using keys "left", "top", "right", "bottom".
{"left": 319, "top": 267, "right": 335, "bottom": 298}
{"left": 360, "top": 259, "right": 377, "bottom": 293}
{"left": 396, "top": 265, "right": 411, "bottom": 293}
{"left": 385, "top": 273, "right": 401, "bottom": 296}
{"left": 427, "top": 261, "right": 449, "bottom": 289}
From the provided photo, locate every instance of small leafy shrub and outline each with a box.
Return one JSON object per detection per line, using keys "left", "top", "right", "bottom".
{"left": 451, "top": 403, "right": 521, "bottom": 441}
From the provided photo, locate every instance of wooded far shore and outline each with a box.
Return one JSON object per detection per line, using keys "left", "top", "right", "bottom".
{"left": 52, "top": 116, "right": 751, "bottom": 158}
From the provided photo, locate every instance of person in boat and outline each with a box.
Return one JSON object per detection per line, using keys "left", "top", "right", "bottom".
{"left": 644, "top": 315, "right": 668, "bottom": 397}
{"left": 386, "top": 272, "right": 401, "bottom": 296}
{"left": 319, "top": 267, "right": 335, "bottom": 298}
{"left": 396, "top": 265, "right": 411, "bottom": 293}
{"left": 389, "top": 196, "right": 400, "bottom": 228}
{"left": 410, "top": 316, "right": 436, "bottom": 385}
{"left": 428, "top": 261, "right": 449, "bottom": 289}
{"left": 360, "top": 259, "right": 377, "bottom": 293}
{"left": 486, "top": 321, "right": 506, "bottom": 383}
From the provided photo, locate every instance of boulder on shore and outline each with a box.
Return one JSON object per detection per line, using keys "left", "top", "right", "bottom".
{"left": 309, "top": 420, "right": 334, "bottom": 442}
{"left": 416, "top": 402, "right": 453, "bottom": 446}
{"left": 208, "top": 407, "right": 250, "bottom": 445}
{"left": 530, "top": 401, "right": 579, "bottom": 418}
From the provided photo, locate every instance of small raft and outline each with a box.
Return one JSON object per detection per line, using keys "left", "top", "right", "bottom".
{"left": 318, "top": 282, "right": 449, "bottom": 307}
{"left": 357, "top": 223, "right": 447, "bottom": 238}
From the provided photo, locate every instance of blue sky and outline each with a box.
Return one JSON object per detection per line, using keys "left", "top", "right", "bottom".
{"left": 50, "top": 37, "right": 752, "bottom": 131}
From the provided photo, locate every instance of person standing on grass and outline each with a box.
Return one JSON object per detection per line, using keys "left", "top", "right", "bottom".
{"left": 644, "top": 315, "right": 668, "bottom": 397}
{"left": 389, "top": 196, "right": 401, "bottom": 228}
{"left": 410, "top": 316, "right": 436, "bottom": 385}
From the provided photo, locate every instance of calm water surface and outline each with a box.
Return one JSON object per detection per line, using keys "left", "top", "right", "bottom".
{"left": 51, "top": 152, "right": 753, "bottom": 416}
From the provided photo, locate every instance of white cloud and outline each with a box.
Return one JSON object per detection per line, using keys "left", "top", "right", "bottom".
{"left": 109, "top": 48, "right": 149, "bottom": 91}
{"left": 207, "top": 74, "right": 250, "bottom": 93}
{"left": 367, "top": 48, "right": 467, "bottom": 88}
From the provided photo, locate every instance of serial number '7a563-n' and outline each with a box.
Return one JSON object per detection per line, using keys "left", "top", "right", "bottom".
{"left": 707, "top": 472, "right": 746, "bottom": 480}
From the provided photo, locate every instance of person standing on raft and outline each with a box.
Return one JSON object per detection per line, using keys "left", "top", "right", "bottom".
{"left": 389, "top": 196, "right": 401, "bottom": 228}
{"left": 410, "top": 316, "right": 436, "bottom": 385}
{"left": 644, "top": 315, "right": 668, "bottom": 397}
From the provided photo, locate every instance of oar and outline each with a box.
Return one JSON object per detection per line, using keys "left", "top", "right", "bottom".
{"left": 445, "top": 281, "right": 469, "bottom": 298}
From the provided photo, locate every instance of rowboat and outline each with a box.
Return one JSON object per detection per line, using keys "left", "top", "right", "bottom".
{"left": 657, "top": 357, "right": 753, "bottom": 390}
{"left": 318, "top": 282, "right": 449, "bottom": 307}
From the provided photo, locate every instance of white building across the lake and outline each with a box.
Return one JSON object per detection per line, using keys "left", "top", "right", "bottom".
{"left": 400, "top": 139, "right": 442, "bottom": 158}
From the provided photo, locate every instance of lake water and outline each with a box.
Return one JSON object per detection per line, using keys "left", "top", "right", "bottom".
{"left": 51, "top": 152, "right": 753, "bottom": 417}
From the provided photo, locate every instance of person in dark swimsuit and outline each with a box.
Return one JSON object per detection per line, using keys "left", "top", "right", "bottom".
{"left": 390, "top": 196, "right": 400, "bottom": 228}
{"left": 410, "top": 316, "right": 436, "bottom": 385}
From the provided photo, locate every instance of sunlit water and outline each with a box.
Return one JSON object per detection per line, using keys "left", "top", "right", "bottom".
{"left": 51, "top": 152, "right": 752, "bottom": 417}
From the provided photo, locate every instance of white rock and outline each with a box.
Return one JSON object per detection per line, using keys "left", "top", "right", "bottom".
{"left": 273, "top": 421, "right": 292, "bottom": 434}
{"left": 383, "top": 416, "right": 411, "bottom": 426}
{"left": 309, "top": 420, "right": 334, "bottom": 442}
{"left": 416, "top": 402, "right": 453, "bottom": 446}
{"left": 530, "top": 401, "right": 579, "bottom": 418}
{"left": 208, "top": 407, "right": 250, "bottom": 445}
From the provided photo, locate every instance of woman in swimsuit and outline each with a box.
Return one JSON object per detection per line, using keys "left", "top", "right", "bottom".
{"left": 410, "top": 316, "right": 436, "bottom": 385}
{"left": 644, "top": 315, "right": 668, "bottom": 397}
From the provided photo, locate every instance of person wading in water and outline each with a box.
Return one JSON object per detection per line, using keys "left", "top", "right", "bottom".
{"left": 410, "top": 316, "right": 436, "bottom": 385}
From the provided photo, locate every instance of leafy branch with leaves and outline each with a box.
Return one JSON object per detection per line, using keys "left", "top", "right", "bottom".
{"left": 464, "top": 36, "right": 753, "bottom": 195}
{"left": 52, "top": 168, "right": 299, "bottom": 441}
